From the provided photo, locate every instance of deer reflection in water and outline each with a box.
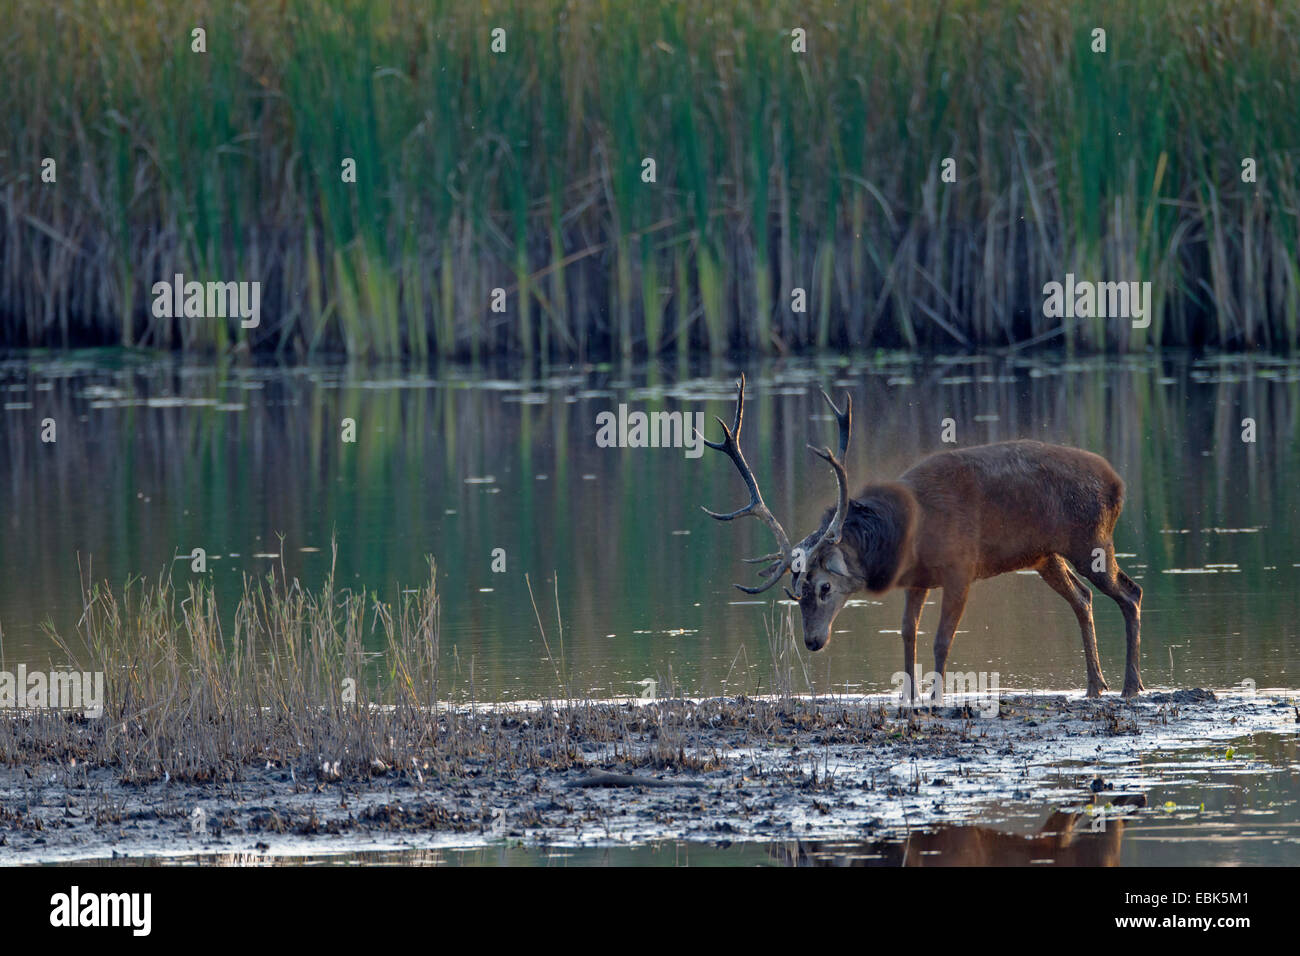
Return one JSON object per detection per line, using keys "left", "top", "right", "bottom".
{"left": 775, "top": 794, "right": 1146, "bottom": 867}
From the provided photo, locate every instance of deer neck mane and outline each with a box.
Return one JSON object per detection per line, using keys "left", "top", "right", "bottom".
{"left": 839, "top": 482, "right": 919, "bottom": 593}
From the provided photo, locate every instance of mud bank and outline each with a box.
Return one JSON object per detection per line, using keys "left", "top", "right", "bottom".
{"left": 2, "top": 689, "right": 1296, "bottom": 864}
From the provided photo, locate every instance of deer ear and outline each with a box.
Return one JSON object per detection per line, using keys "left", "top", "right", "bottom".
{"left": 825, "top": 546, "right": 850, "bottom": 578}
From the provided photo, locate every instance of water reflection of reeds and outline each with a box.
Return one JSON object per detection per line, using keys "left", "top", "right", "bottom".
{"left": 1, "top": 352, "right": 1298, "bottom": 698}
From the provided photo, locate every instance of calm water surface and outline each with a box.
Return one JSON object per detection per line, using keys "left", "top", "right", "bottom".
{"left": 4, "top": 349, "right": 1300, "bottom": 866}
{"left": 3, "top": 350, "right": 1297, "bottom": 700}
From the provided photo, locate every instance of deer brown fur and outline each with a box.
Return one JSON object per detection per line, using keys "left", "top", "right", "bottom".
{"left": 701, "top": 377, "right": 1144, "bottom": 701}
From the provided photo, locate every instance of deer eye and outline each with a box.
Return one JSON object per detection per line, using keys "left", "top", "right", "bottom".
{"left": 818, "top": 581, "right": 832, "bottom": 601}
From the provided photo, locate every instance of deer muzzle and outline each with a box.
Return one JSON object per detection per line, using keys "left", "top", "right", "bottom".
{"left": 803, "top": 628, "right": 830, "bottom": 652}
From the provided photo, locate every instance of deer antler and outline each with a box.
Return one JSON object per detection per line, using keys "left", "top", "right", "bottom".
{"left": 820, "top": 386, "right": 852, "bottom": 460}
{"left": 699, "top": 375, "right": 795, "bottom": 594}
{"left": 808, "top": 387, "right": 852, "bottom": 548}
{"left": 790, "top": 388, "right": 853, "bottom": 594}
{"left": 701, "top": 378, "right": 854, "bottom": 598}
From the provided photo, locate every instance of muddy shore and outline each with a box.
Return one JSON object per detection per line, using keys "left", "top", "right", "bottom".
{"left": 2, "top": 689, "right": 1295, "bottom": 864}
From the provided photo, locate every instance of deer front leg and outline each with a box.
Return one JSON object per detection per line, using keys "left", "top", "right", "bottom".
{"left": 900, "top": 587, "right": 928, "bottom": 707}
{"left": 931, "top": 580, "right": 971, "bottom": 707}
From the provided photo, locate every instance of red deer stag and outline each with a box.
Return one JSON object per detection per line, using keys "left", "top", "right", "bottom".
{"left": 700, "top": 375, "right": 1143, "bottom": 701}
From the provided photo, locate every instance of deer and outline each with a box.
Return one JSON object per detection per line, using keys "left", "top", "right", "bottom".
{"left": 699, "top": 375, "right": 1144, "bottom": 703}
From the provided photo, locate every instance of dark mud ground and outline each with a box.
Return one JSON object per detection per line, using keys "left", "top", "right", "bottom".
{"left": 2, "top": 689, "right": 1296, "bottom": 864}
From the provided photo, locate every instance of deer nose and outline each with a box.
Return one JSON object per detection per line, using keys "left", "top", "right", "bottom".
{"left": 804, "top": 634, "right": 826, "bottom": 651}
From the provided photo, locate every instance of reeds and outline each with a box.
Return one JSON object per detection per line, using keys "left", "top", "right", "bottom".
{"left": 2, "top": 0, "right": 1298, "bottom": 358}
{"left": 0, "top": 550, "right": 884, "bottom": 785}
{"left": 3, "top": 548, "right": 445, "bottom": 782}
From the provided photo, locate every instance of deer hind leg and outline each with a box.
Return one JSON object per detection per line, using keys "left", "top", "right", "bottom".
{"left": 1076, "top": 545, "right": 1144, "bottom": 698}
{"left": 900, "top": 588, "right": 928, "bottom": 707}
{"left": 931, "top": 581, "right": 970, "bottom": 707}
{"left": 1038, "top": 554, "right": 1107, "bottom": 697}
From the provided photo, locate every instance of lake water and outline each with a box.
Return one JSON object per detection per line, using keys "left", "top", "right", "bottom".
{"left": 3, "top": 348, "right": 1300, "bottom": 867}
{"left": 2, "top": 350, "right": 1299, "bottom": 702}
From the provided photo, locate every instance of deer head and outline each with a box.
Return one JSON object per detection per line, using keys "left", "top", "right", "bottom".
{"left": 699, "top": 375, "right": 855, "bottom": 651}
